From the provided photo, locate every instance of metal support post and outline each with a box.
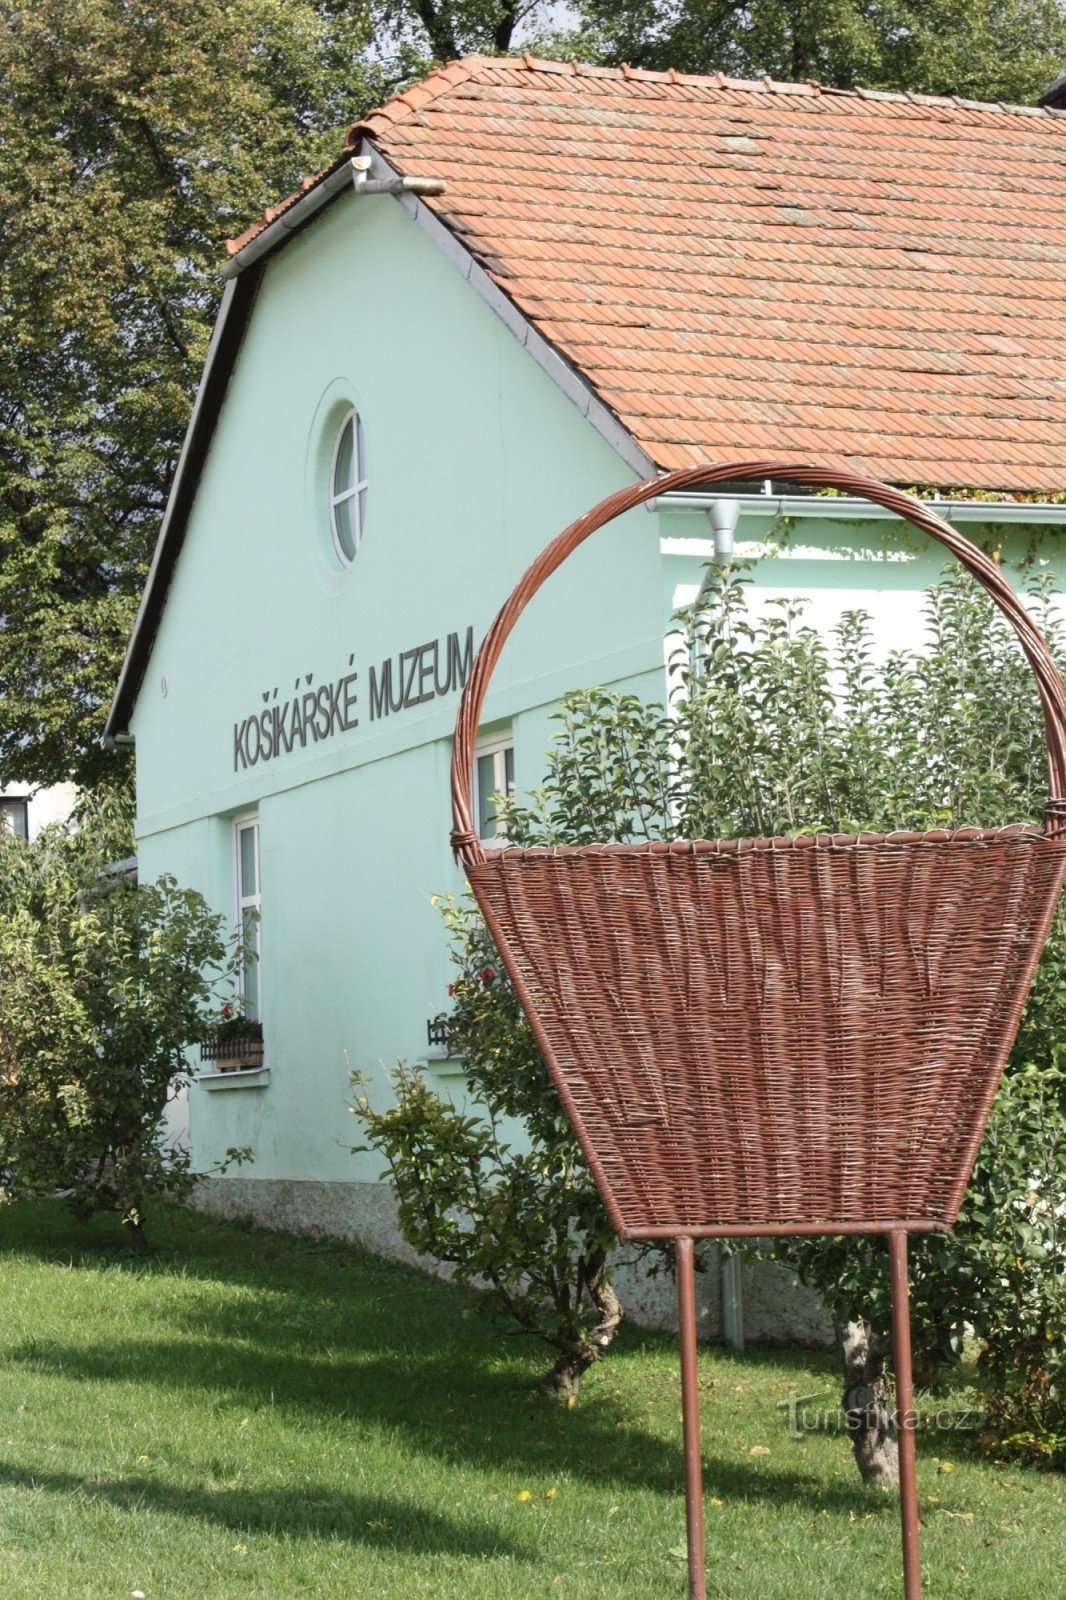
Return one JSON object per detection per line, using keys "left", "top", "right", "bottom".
{"left": 889, "top": 1230, "right": 922, "bottom": 1599}
{"left": 676, "top": 1236, "right": 706, "bottom": 1600}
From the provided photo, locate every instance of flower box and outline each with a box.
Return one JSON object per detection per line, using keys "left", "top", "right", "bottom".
{"left": 201, "top": 1007, "right": 264, "bottom": 1073}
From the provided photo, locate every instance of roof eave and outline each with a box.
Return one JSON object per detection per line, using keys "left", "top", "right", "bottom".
{"left": 104, "top": 268, "right": 262, "bottom": 740}
{"left": 221, "top": 154, "right": 357, "bottom": 281}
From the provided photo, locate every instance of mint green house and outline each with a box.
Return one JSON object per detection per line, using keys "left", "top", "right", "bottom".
{"left": 106, "top": 58, "right": 1066, "bottom": 1337}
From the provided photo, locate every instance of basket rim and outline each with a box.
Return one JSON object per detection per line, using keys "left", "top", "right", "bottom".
{"left": 473, "top": 822, "right": 1058, "bottom": 863}
{"left": 451, "top": 461, "right": 1066, "bottom": 867}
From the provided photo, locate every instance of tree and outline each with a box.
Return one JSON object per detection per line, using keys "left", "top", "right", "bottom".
{"left": 355, "top": 557, "right": 1066, "bottom": 1468}
{"left": 0, "top": 797, "right": 238, "bottom": 1248}
{"left": 373, "top": 1, "right": 562, "bottom": 65}
{"left": 0, "top": 1, "right": 381, "bottom": 790}
{"left": 559, "top": 1, "right": 1066, "bottom": 103}
{"left": 351, "top": 893, "right": 624, "bottom": 1398}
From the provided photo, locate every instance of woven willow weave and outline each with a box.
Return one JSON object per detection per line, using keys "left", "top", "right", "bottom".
{"left": 451, "top": 463, "right": 1066, "bottom": 1240}
{"left": 469, "top": 831, "right": 1064, "bottom": 1235}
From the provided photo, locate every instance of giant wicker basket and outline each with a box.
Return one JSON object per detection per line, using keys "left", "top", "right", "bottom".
{"left": 450, "top": 464, "right": 1066, "bottom": 1242}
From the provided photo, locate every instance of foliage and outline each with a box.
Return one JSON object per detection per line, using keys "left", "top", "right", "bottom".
{"left": 0, "top": 799, "right": 237, "bottom": 1245}
{"left": 0, "top": 0, "right": 381, "bottom": 789}
{"left": 505, "top": 562, "right": 1060, "bottom": 845}
{"left": 382, "top": 0, "right": 1066, "bottom": 101}
{"left": 352, "top": 893, "right": 623, "bottom": 1396}
{"left": 369, "top": 559, "right": 1065, "bottom": 1444}
{"left": 214, "top": 1001, "right": 265, "bottom": 1044}
{"left": 373, "top": 0, "right": 553, "bottom": 63}
{"left": 552, "top": 1, "right": 1066, "bottom": 103}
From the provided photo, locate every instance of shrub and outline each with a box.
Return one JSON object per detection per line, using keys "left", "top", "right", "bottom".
{"left": 0, "top": 800, "right": 236, "bottom": 1247}
{"left": 352, "top": 893, "right": 622, "bottom": 1397}
{"left": 356, "top": 559, "right": 1066, "bottom": 1449}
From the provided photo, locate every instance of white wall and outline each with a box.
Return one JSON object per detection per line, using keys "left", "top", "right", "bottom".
{"left": 0, "top": 781, "right": 77, "bottom": 841}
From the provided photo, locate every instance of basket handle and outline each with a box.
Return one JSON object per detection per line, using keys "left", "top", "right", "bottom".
{"left": 451, "top": 461, "right": 1066, "bottom": 867}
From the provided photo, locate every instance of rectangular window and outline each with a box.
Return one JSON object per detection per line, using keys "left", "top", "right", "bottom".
{"left": 476, "top": 736, "right": 515, "bottom": 843}
{"left": 0, "top": 796, "right": 28, "bottom": 840}
{"left": 234, "top": 814, "right": 261, "bottom": 1019}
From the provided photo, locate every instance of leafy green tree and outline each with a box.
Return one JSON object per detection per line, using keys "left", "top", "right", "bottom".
{"left": 374, "top": 0, "right": 555, "bottom": 61}
{"left": 558, "top": 1, "right": 1066, "bottom": 102}
{"left": 352, "top": 893, "right": 623, "bottom": 1397}
{"left": 0, "top": 0, "right": 380, "bottom": 790}
{"left": 354, "top": 558, "right": 1066, "bottom": 1463}
{"left": 0, "top": 798, "right": 237, "bottom": 1248}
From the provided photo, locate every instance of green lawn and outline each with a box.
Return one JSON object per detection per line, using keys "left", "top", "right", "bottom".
{"left": 0, "top": 1203, "right": 1061, "bottom": 1598}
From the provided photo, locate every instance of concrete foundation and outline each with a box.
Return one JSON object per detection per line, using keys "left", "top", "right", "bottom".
{"left": 192, "top": 1175, "right": 832, "bottom": 1345}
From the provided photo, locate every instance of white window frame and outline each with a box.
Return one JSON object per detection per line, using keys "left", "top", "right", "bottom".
{"left": 233, "top": 812, "right": 261, "bottom": 1019}
{"left": 329, "top": 407, "right": 368, "bottom": 567}
{"left": 475, "top": 733, "right": 515, "bottom": 846}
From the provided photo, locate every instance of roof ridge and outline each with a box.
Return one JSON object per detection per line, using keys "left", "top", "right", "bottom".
{"left": 347, "top": 51, "right": 1066, "bottom": 125}
{"left": 346, "top": 56, "right": 482, "bottom": 146}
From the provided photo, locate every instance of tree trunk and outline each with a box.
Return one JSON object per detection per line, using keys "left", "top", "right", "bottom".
{"left": 414, "top": 1, "right": 459, "bottom": 62}
{"left": 124, "top": 1215, "right": 148, "bottom": 1253}
{"left": 541, "top": 1278, "right": 624, "bottom": 1399}
{"left": 542, "top": 1347, "right": 595, "bottom": 1399}
{"left": 493, "top": 1, "right": 518, "bottom": 54}
{"left": 839, "top": 1319, "right": 899, "bottom": 1488}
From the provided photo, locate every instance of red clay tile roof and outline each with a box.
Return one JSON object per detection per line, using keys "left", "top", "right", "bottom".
{"left": 246, "top": 55, "right": 1066, "bottom": 491}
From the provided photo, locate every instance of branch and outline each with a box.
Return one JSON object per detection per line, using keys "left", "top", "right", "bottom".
{"left": 413, "top": 0, "right": 460, "bottom": 60}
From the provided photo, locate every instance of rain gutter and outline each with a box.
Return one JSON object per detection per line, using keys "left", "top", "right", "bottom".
{"left": 652, "top": 491, "right": 1066, "bottom": 524}
{"left": 220, "top": 156, "right": 446, "bottom": 282}
{"left": 220, "top": 157, "right": 356, "bottom": 281}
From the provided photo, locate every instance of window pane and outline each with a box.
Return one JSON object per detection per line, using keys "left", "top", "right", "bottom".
{"left": 504, "top": 745, "right": 515, "bottom": 798}
{"left": 332, "top": 493, "right": 359, "bottom": 563}
{"left": 355, "top": 413, "right": 367, "bottom": 484}
{"left": 239, "top": 825, "right": 257, "bottom": 898}
{"left": 1, "top": 799, "right": 28, "bottom": 840}
{"left": 333, "top": 415, "right": 354, "bottom": 498}
{"left": 477, "top": 753, "right": 497, "bottom": 840}
{"left": 241, "top": 909, "right": 259, "bottom": 1018}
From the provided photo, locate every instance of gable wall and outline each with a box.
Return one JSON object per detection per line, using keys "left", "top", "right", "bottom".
{"left": 131, "top": 186, "right": 661, "bottom": 1186}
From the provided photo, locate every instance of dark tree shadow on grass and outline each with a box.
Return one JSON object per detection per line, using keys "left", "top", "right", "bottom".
{"left": 1, "top": 1331, "right": 876, "bottom": 1518}
{"left": 0, "top": 1461, "right": 534, "bottom": 1559}
{"left": 0, "top": 1201, "right": 887, "bottom": 1515}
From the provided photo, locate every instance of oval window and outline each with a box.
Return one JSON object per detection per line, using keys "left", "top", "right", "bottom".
{"left": 330, "top": 409, "right": 367, "bottom": 566}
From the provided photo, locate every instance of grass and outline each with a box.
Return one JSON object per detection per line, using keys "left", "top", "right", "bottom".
{"left": 0, "top": 1203, "right": 1061, "bottom": 1599}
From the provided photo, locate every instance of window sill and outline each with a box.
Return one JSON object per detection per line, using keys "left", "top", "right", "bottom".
{"left": 197, "top": 1067, "right": 271, "bottom": 1092}
{"left": 420, "top": 1055, "right": 467, "bottom": 1084}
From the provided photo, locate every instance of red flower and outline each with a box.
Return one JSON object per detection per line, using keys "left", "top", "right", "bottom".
{"left": 221, "top": 1002, "right": 234, "bottom": 1019}
{"left": 447, "top": 984, "right": 455, "bottom": 997}
{"left": 481, "top": 968, "right": 495, "bottom": 985}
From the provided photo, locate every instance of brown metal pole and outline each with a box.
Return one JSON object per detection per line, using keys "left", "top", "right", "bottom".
{"left": 676, "top": 1236, "right": 706, "bottom": 1600}
{"left": 890, "top": 1230, "right": 922, "bottom": 1599}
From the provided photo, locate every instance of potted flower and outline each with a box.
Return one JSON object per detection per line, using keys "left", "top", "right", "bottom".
{"left": 201, "top": 1003, "right": 264, "bottom": 1072}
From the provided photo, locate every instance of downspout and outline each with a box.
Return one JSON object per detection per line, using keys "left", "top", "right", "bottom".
{"left": 694, "top": 498, "right": 740, "bottom": 606}
{"left": 721, "top": 1251, "right": 745, "bottom": 1351}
